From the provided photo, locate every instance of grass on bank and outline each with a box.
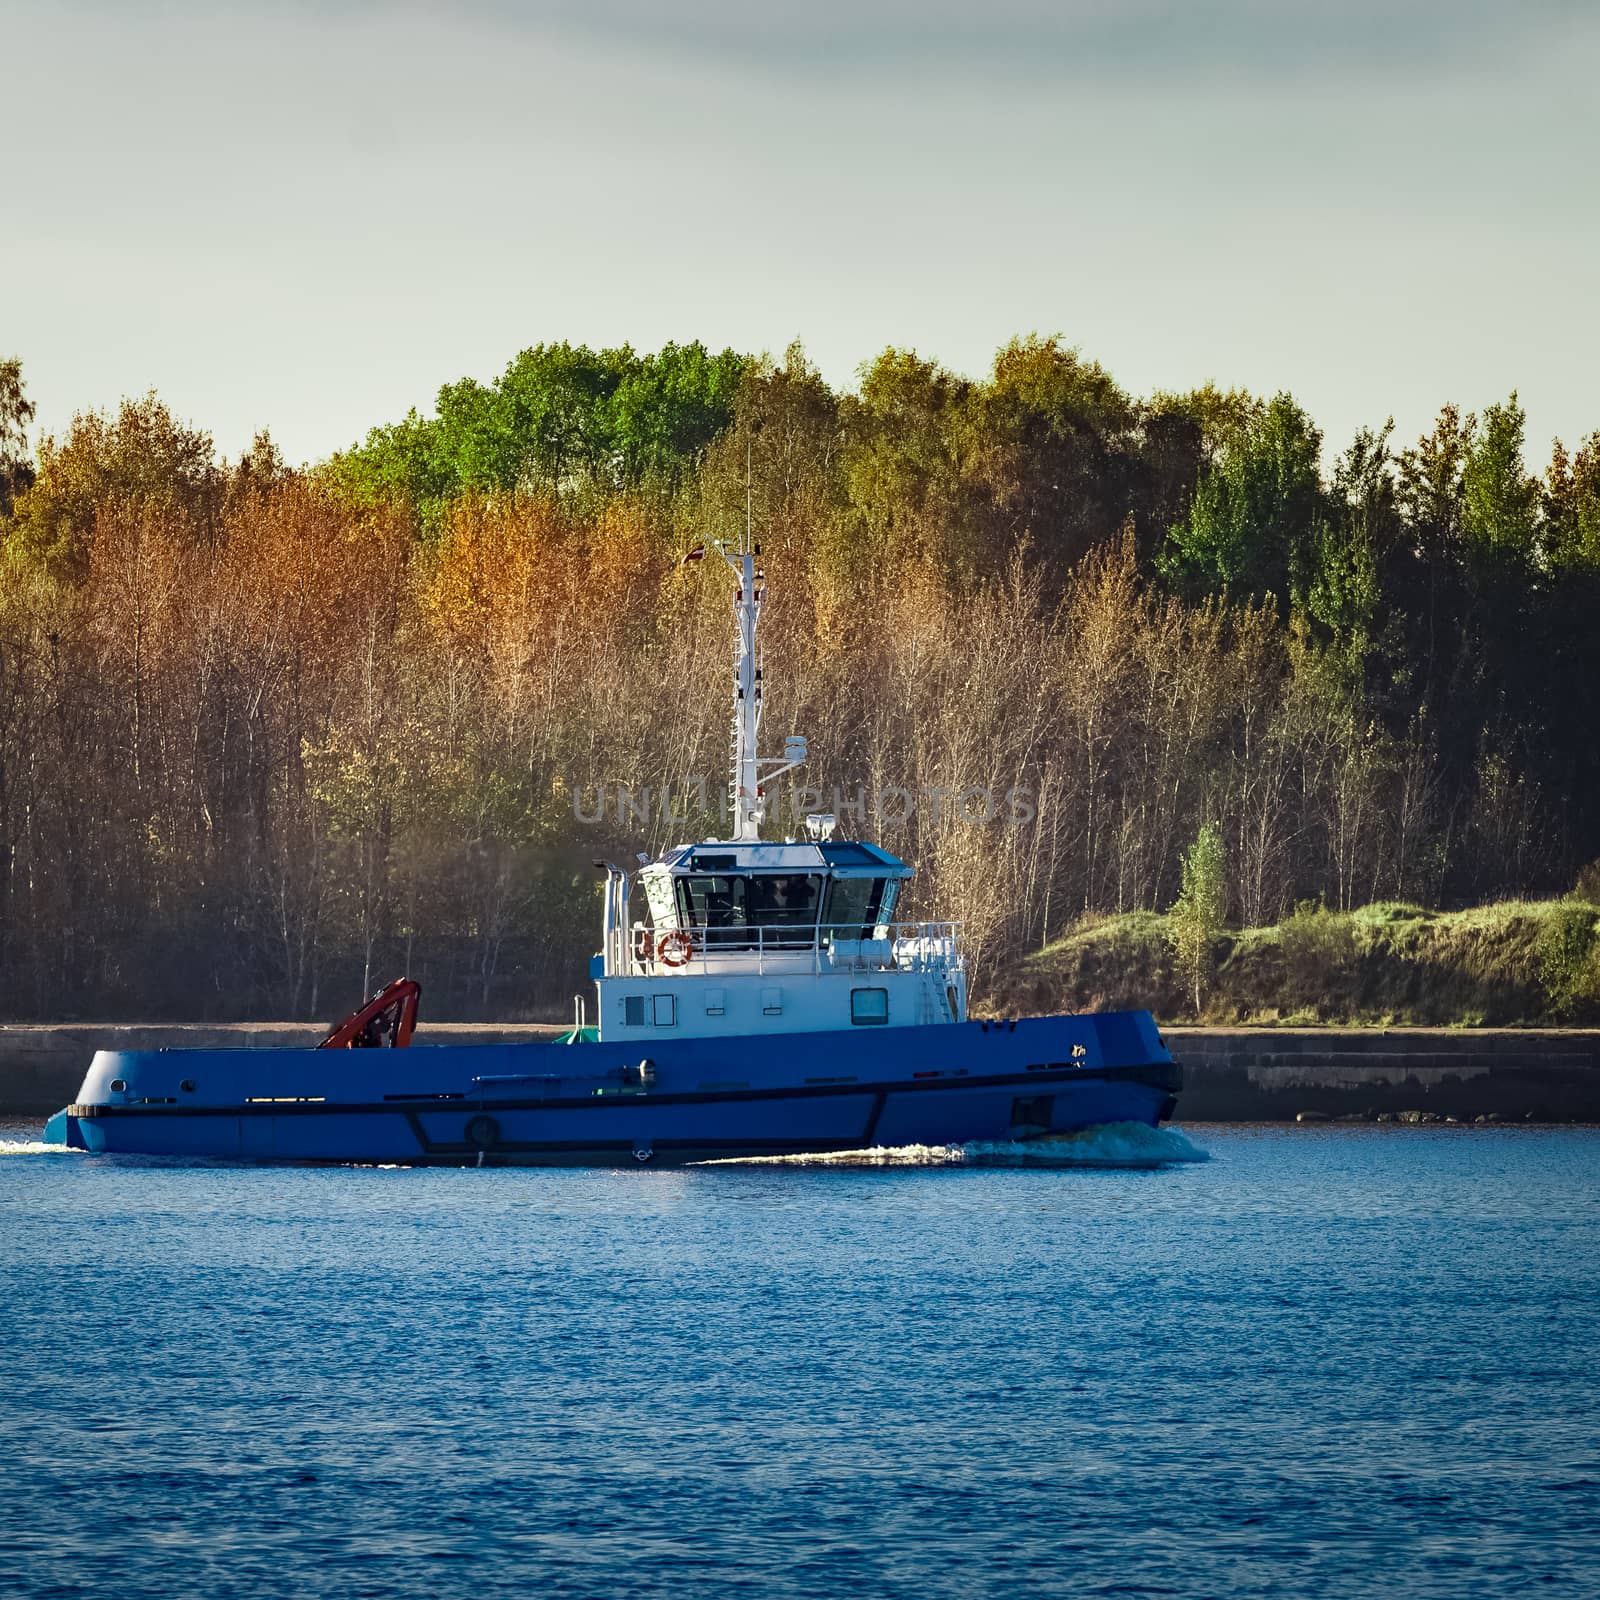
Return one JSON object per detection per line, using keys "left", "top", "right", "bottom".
{"left": 988, "top": 897, "right": 1600, "bottom": 1027}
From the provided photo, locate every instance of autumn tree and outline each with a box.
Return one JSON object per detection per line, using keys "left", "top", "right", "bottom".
{"left": 1543, "top": 434, "right": 1600, "bottom": 573}
{"left": 0, "top": 357, "right": 36, "bottom": 520}
{"left": 3, "top": 336, "right": 1600, "bottom": 1021}
{"left": 12, "top": 394, "right": 221, "bottom": 577}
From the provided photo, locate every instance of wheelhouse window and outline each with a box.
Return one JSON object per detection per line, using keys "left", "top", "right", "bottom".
{"left": 822, "top": 877, "right": 888, "bottom": 940}
{"left": 676, "top": 874, "right": 749, "bottom": 946}
{"left": 747, "top": 875, "right": 821, "bottom": 937}
{"left": 676, "top": 875, "right": 822, "bottom": 947}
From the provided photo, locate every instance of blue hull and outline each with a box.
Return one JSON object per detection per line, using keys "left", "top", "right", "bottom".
{"left": 45, "top": 1013, "right": 1179, "bottom": 1166}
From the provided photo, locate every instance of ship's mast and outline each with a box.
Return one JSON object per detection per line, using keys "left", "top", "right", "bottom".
{"left": 688, "top": 443, "right": 805, "bottom": 842}
{"left": 726, "top": 536, "right": 763, "bottom": 841}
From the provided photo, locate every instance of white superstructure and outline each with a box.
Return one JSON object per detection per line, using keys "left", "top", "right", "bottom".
{"left": 590, "top": 525, "right": 966, "bottom": 1042}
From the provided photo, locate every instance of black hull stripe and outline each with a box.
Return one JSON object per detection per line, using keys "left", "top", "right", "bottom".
{"left": 72, "top": 1062, "right": 1179, "bottom": 1121}
{"left": 409, "top": 1132, "right": 893, "bottom": 1158}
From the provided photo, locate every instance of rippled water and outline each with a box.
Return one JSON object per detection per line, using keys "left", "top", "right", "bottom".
{"left": 3, "top": 1123, "right": 1597, "bottom": 1598}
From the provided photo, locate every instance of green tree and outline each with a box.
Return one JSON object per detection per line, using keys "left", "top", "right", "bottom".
{"left": 471, "top": 341, "right": 620, "bottom": 491}
{"left": 1146, "top": 383, "right": 1262, "bottom": 467}
{"left": 608, "top": 341, "right": 747, "bottom": 486}
{"left": 325, "top": 408, "right": 456, "bottom": 526}
{"left": 1394, "top": 403, "right": 1475, "bottom": 721}
{"left": 1461, "top": 392, "right": 1539, "bottom": 561}
{"left": 1158, "top": 392, "right": 1324, "bottom": 603}
{"left": 1134, "top": 386, "right": 1260, "bottom": 565}
{"left": 330, "top": 341, "right": 747, "bottom": 525}
{"left": 1168, "top": 824, "right": 1227, "bottom": 1015}
{"left": 698, "top": 342, "right": 841, "bottom": 554}
{"left": 975, "top": 334, "right": 1139, "bottom": 569}
{"left": 840, "top": 348, "right": 978, "bottom": 574}
{"left": 1305, "top": 423, "right": 1402, "bottom": 691}
{"left": 0, "top": 356, "right": 36, "bottom": 520}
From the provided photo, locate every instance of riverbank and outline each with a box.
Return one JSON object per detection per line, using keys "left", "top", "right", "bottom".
{"left": 2, "top": 1021, "right": 1597, "bottom": 1123}
{"left": 992, "top": 899, "right": 1600, "bottom": 1027}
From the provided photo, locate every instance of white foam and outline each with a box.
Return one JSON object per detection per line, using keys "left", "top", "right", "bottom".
{"left": 0, "top": 1139, "right": 80, "bottom": 1156}
{"left": 963, "top": 1122, "right": 1209, "bottom": 1167}
{"left": 697, "top": 1122, "right": 1208, "bottom": 1168}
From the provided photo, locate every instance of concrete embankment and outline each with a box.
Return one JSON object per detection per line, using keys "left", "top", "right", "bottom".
{"left": 1163, "top": 1026, "right": 1600, "bottom": 1122}
{"left": 1, "top": 1022, "right": 1597, "bottom": 1122}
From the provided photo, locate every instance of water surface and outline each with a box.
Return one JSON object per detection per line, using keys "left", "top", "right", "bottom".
{"left": 3, "top": 1124, "right": 1597, "bottom": 1598}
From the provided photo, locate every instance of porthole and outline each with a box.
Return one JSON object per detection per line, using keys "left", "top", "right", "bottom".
{"left": 465, "top": 1114, "right": 500, "bottom": 1151}
{"left": 110, "top": 1079, "right": 127, "bottom": 1092}
{"left": 180, "top": 1079, "right": 197, "bottom": 1093}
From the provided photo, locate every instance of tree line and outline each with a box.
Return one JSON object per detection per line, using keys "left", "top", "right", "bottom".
{"left": 0, "top": 337, "right": 1596, "bottom": 1020}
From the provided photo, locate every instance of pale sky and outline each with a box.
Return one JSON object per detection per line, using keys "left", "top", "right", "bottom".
{"left": 8, "top": 0, "right": 1598, "bottom": 467}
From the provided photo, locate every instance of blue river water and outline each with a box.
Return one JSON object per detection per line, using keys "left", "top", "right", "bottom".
{"left": 3, "top": 1122, "right": 1598, "bottom": 1599}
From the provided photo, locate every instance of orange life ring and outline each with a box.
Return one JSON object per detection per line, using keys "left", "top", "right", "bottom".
{"left": 632, "top": 926, "right": 655, "bottom": 964}
{"left": 656, "top": 929, "right": 695, "bottom": 967}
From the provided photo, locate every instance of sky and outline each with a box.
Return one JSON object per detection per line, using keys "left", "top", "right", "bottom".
{"left": 7, "top": 0, "right": 1599, "bottom": 467}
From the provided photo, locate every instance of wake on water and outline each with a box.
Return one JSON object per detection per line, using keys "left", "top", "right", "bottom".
{"left": 697, "top": 1122, "right": 1208, "bottom": 1169}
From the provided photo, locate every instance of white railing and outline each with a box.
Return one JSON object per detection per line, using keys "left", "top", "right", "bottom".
{"left": 604, "top": 921, "right": 964, "bottom": 979}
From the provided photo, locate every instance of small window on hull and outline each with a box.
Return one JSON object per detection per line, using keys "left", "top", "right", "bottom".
{"left": 625, "top": 994, "right": 678, "bottom": 1026}
{"left": 851, "top": 988, "right": 889, "bottom": 1026}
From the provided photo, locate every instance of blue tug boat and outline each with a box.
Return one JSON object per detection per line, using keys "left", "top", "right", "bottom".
{"left": 43, "top": 531, "right": 1179, "bottom": 1164}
